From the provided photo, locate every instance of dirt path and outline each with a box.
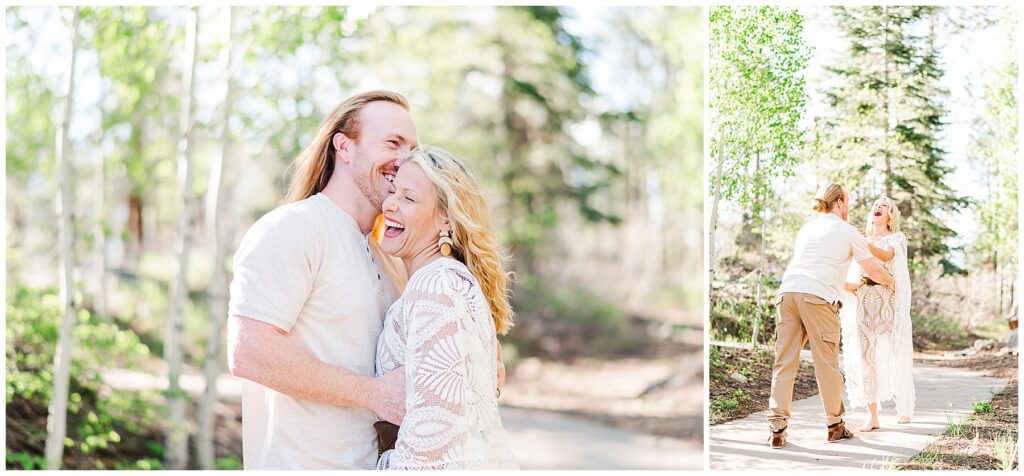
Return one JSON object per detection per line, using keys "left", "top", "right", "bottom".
{"left": 708, "top": 362, "right": 1007, "bottom": 470}
{"left": 100, "top": 369, "right": 702, "bottom": 469}
{"left": 502, "top": 406, "right": 701, "bottom": 469}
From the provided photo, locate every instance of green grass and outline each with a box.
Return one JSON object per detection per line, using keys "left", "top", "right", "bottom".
{"left": 709, "top": 346, "right": 727, "bottom": 376}
{"left": 973, "top": 401, "right": 993, "bottom": 414}
{"left": 711, "top": 389, "right": 746, "bottom": 412}
{"left": 946, "top": 421, "right": 972, "bottom": 439}
{"left": 712, "top": 396, "right": 740, "bottom": 411}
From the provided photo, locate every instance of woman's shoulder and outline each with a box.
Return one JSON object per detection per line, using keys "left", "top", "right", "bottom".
{"left": 401, "top": 260, "right": 478, "bottom": 335}
{"left": 406, "top": 258, "right": 476, "bottom": 297}
{"left": 889, "top": 231, "right": 908, "bottom": 243}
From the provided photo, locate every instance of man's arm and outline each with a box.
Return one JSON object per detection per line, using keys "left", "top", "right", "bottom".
{"left": 858, "top": 258, "right": 894, "bottom": 288}
{"left": 849, "top": 226, "right": 893, "bottom": 287}
{"left": 227, "top": 315, "right": 406, "bottom": 424}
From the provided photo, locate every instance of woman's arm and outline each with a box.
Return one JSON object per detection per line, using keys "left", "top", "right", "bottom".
{"left": 389, "top": 271, "right": 468, "bottom": 470}
{"left": 868, "top": 241, "right": 895, "bottom": 262}
{"left": 843, "top": 281, "right": 862, "bottom": 293}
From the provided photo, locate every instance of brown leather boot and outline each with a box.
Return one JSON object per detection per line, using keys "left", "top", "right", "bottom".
{"left": 768, "top": 426, "right": 787, "bottom": 449}
{"left": 827, "top": 421, "right": 854, "bottom": 443}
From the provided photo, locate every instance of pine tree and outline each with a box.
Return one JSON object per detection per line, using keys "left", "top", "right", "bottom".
{"left": 818, "top": 6, "right": 967, "bottom": 273}
{"left": 491, "top": 7, "right": 620, "bottom": 274}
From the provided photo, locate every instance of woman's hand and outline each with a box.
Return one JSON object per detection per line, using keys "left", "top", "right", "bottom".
{"left": 844, "top": 281, "right": 862, "bottom": 293}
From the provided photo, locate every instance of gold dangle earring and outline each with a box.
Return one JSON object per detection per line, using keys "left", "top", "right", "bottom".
{"left": 438, "top": 230, "right": 454, "bottom": 257}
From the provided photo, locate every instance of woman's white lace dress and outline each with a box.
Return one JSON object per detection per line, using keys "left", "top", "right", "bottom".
{"left": 375, "top": 258, "right": 518, "bottom": 470}
{"left": 839, "top": 231, "right": 915, "bottom": 418}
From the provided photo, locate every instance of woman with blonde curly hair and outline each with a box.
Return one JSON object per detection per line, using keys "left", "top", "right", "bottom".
{"left": 839, "top": 196, "right": 915, "bottom": 432}
{"left": 373, "top": 145, "right": 517, "bottom": 469}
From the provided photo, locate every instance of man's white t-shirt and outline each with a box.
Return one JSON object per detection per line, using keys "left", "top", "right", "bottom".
{"left": 228, "top": 193, "right": 387, "bottom": 469}
{"left": 779, "top": 213, "right": 872, "bottom": 304}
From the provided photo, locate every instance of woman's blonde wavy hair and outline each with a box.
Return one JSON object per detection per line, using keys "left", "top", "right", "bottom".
{"left": 404, "top": 145, "right": 514, "bottom": 335}
{"left": 864, "top": 196, "right": 902, "bottom": 238}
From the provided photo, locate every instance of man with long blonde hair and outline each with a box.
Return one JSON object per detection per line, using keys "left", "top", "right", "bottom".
{"left": 226, "top": 91, "right": 419, "bottom": 469}
{"left": 766, "top": 183, "right": 895, "bottom": 448}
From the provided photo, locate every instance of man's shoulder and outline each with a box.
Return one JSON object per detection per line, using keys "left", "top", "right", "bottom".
{"left": 240, "top": 197, "right": 327, "bottom": 247}
{"left": 801, "top": 214, "right": 838, "bottom": 232}
{"left": 269, "top": 195, "right": 325, "bottom": 221}
{"left": 813, "top": 215, "right": 858, "bottom": 234}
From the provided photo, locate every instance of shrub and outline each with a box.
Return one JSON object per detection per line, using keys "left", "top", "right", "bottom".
{"left": 709, "top": 275, "right": 778, "bottom": 345}
{"left": 913, "top": 313, "right": 970, "bottom": 350}
{"left": 6, "top": 285, "right": 163, "bottom": 469}
{"left": 508, "top": 274, "right": 642, "bottom": 359}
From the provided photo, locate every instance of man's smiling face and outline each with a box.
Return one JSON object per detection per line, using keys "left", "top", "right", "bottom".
{"left": 348, "top": 101, "right": 419, "bottom": 211}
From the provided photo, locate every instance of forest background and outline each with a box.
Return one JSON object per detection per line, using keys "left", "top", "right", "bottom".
{"left": 6, "top": 6, "right": 703, "bottom": 470}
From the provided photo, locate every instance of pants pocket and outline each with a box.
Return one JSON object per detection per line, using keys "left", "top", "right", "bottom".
{"left": 821, "top": 333, "right": 841, "bottom": 353}
{"left": 802, "top": 294, "right": 839, "bottom": 314}
{"left": 801, "top": 295, "right": 829, "bottom": 305}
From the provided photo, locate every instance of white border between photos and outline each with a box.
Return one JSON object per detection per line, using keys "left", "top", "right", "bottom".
{"left": 702, "top": 2, "right": 713, "bottom": 473}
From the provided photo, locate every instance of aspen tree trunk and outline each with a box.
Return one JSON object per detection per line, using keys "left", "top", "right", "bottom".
{"left": 751, "top": 151, "right": 763, "bottom": 347}
{"left": 45, "top": 7, "right": 81, "bottom": 469}
{"left": 165, "top": 7, "right": 199, "bottom": 470}
{"left": 883, "top": 7, "right": 894, "bottom": 198}
{"left": 197, "top": 6, "right": 235, "bottom": 469}
{"left": 708, "top": 140, "right": 725, "bottom": 287}
{"left": 92, "top": 109, "right": 109, "bottom": 321}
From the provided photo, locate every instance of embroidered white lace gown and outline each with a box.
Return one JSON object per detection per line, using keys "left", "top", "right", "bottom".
{"left": 375, "top": 258, "right": 518, "bottom": 470}
{"left": 839, "top": 232, "right": 915, "bottom": 419}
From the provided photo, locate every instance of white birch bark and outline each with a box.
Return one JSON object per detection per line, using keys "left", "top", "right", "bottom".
{"left": 92, "top": 109, "right": 108, "bottom": 320}
{"left": 45, "top": 7, "right": 81, "bottom": 470}
{"left": 197, "top": 6, "right": 236, "bottom": 469}
{"left": 165, "top": 7, "right": 199, "bottom": 470}
{"left": 708, "top": 141, "right": 724, "bottom": 286}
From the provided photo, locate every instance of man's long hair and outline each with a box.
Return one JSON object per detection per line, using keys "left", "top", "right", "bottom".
{"left": 285, "top": 91, "right": 410, "bottom": 203}
{"left": 812, "top": 183, "right": 846, "bottom": 213}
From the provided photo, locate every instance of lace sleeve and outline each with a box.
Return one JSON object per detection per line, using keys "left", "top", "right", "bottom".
{"left": 891, "top": 233, "right": 912, "bottom": 306}
{"left": 839, "top": 258, "right": 863, "bottom": 405}
{"left": 388, "top": 266, "right": 469, "bottom": 470}
{"left": 891, "top": 235, "right": 916, "bottom": 418}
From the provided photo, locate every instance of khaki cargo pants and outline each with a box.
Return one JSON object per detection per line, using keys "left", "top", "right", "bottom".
{"left": 767, "top": 292, "right": 845, "bottom": 429}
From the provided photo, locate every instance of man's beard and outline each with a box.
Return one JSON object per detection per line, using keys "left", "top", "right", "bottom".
{"left": 354, "top": 163, "right": 387, "bottom": 211}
